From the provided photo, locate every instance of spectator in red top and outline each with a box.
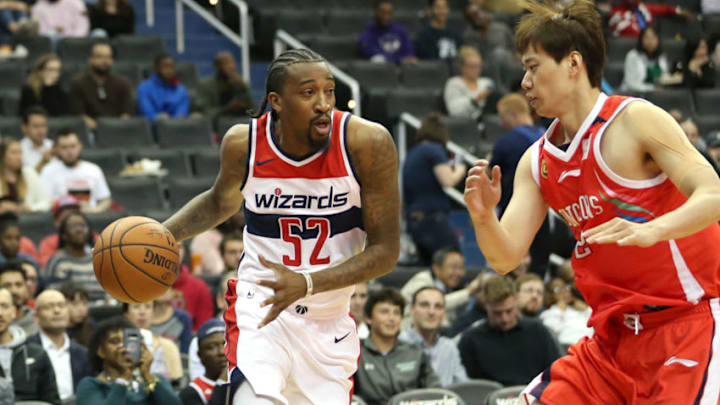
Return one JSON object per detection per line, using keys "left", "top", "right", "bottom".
{"left": 169, "top": 243, "right": 213, "bottom": 332}
{"left": 37, "top": 195, "right": 81, "bottom": 267}
{"left": 609, "top": 0, "right": 691, "bottom": 38}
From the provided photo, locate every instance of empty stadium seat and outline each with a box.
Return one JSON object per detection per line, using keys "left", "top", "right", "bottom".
{"left": 497, "top": 61, "right": 525, "bottom": 93}
{"left": 604, "top": 61, "right": 625, "bottom": 89}
{"left": 0, "top": 61, "right": 25, "bottom": 93}
{"left": 605, "top": 36, "right": 636, "bottom": 65}
{"left": 192, "top": 149, "right": 221, "bottom": 177}
{"left": 128, "top": 148, "right": 192, "bottom": 177}
{"left": 657, "top": 15, "right": 702, "bottom": 40}
{"left": 641, "top": 89, "right": 693, "bottom": 113}
{"left": 18, "top": 212, "right": 55, "bottom": 244}
{"left": 59, "top": 62, "right": 85, "bottom": 92}
{"left": 0, "top": 89, "right": 20, "bottom": 116}
{"left": 386, "top": 87, "right": 443, "bottom": 120}
{"left": 12, "top": 35, "right": 52, "bottom": 62}
{"left": 109, "top": 177, "right": 166, "bottom": 211}
{"left": 175, "top": 62, "right": 199, "bottom": 90}
{"left": 442, "top": 116, "right": 482, "bottom": 154}
{"left": 448, "top": 379, "right": 504, "bottom": 405}
{"left": 96, "top": 118, "right": 154, "bottom": 148}
{"left": 326, "top": 10, "right": 371, "bottom": 36}
{"left": 481, "top": 114, "right": 505, "bottom": 142}
{"left": 275, "top": 10, "right": 326, "bottom": 42}
{"left": 85, "top": 211, "right": 125, "bottom": 234}
{"left": 166, "top": 177, "right": 214, "bottom": 210}
{"left": 485, "top": 386, "right": 525, "bottom": 405}
{"left": 0, "top": 117, "right": 23, "bottom": 139}
{"left": 155, "top": 118, "right": 214, "bottom": 147}
{"left": 695, "top": 115, "right": 720, "bottom": 138}
{"left": 113, "top": 62, "right": 143, "bottom": 88}
{"left": 693, "top": 89, "right": 720, "bottom": 116}
{"left": 349, "top": 61, "right": 400, "bottom": 91}
{"left": 388, "top": 388, "right": 466, "bottom": 405}
{"left": 216, "top": 116, "right": 250, "bottom": 138}
{"left": 311, "top": 35, "right": 360, "bottom": 62}
{"left": 58, "top": 37, "right": 105, "bottom": 64}
{"left": 662, "top": 38, "right": 685, "bottom": 65}
{"left": 400, "top": 60, "right": 450, "bottom": 89}
{"left": 376, "top": 266, "right": 422, "bottom": 289}
{"left": 113, "top": 35, "right": 165, "bottom": 63}
{"left": 47, "top": 116, "right": 91, "bottom": 146}
{"left": 80, "top": 148, "right": 128, "bottom": 178}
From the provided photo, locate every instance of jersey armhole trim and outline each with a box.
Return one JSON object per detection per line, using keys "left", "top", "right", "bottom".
{"left": 240, "top": 118, "right": 255, "bottom": 193}
{"left": 341, "top": 113, "right": 362, "bottom": 187}
{"left": 530, "top": 141, "right": 541, "bottom": 186}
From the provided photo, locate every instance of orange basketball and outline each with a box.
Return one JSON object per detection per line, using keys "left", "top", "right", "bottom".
{"left": 93, "top": 216, "right": 180, "bottom": 303}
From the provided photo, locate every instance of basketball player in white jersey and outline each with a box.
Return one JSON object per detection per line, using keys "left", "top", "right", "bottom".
{"left": 163, "top": 49, "right": 400, "bottom": 405}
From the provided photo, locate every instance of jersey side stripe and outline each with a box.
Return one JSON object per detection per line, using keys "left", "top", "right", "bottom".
{"left": 243, "top": 206, "right": 363, "bottom": 239}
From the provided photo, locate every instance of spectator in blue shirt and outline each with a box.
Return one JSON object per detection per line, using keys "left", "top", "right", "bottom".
{"left": 137, "top": 54, "right": 190, "bottom": 121}
{"left": 402, "top": 112, "right": 466, "bottom": 265}
{"left": 358, "top": 0, "right": 417, "bottom": 65}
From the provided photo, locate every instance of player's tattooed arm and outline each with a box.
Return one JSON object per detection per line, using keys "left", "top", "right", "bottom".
{"left": 163, "top": 125, "right": 248, "bottom": 242}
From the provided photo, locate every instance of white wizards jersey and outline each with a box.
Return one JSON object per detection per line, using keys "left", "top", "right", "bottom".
{"left": 238, "top": 110, "right": 366, "bottom": 318}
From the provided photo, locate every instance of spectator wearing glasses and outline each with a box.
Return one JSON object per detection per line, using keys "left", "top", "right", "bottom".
{"left": 515, "top": 273, "right": 544, "bottom": 318}
{"left": 540, "top": 278, "right": 593, "bottom": 347}
{"left": 19, "top": 54, "right": 70, "bottom": 117}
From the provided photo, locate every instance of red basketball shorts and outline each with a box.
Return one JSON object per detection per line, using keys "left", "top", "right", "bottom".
{"left": 523, "top": 298, "right": 720, "bottom": 405}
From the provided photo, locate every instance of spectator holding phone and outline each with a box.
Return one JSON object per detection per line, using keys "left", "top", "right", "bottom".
{"left": 76, "top": 316, "right": 182, "bottom": 405}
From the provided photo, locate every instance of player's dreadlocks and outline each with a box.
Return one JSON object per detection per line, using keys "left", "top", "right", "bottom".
{"left": 249, "top": 48, "right": 327, "bottom": 119}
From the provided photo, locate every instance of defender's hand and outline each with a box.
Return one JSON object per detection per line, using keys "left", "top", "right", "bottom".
{"left": 584, "top": 218, "right": 660, "bottom": 247}
{"left": 464, "top": 160, "right": 502, "bottom": 221}
{"left": 255, "top": 255, "right": 307, "bottom": 329}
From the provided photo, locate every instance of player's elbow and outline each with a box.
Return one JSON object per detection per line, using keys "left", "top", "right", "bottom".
{"left": 485, "top": 257, "right": 521, "bottom": 275}
{"left": 375, "top": 240, "right": 400, "bottom": 277}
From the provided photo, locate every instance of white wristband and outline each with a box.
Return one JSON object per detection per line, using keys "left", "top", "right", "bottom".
{"left": 302, "top": 272, "right": 313, "bottom": 298}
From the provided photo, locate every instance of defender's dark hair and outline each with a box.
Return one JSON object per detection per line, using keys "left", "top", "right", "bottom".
{"left": 88, "top": 316, "right": 136, "bottom": 373}
{"left": 364, "top": 287, "right": 405, "bottom": 319}
{"left": 248, "top": 48, "right": 327, "bottom": 119}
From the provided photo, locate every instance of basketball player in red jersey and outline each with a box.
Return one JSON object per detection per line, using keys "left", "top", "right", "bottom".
{"left": 464, "top": 1, "right": 720, "bottom": 404}
{"left": 162, "top": 49, "right": 400, "bottom": 404}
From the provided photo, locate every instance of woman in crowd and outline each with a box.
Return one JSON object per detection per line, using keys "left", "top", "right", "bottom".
{"left": 675, "top": 35, "right": 716, "bottom": 88}
{"left": 89, "top": 0, "right": 134, "bottom": 38}
{"left": 621, "top": 25, "right": 680, "bottom": 92}
{"left": 76, "top": 316, "right": 181, "bottom": 405}
{"left": 539, "top": 277, "right": 593, "bottom": 348}
{"left": 0, "top": 137, "right": 49, "bottom": 212}
{"left": 443, "top": 45, "right": 495, "bottom": 121}
{"left": 18, "top": 53, "right": 70, "bottom": 117}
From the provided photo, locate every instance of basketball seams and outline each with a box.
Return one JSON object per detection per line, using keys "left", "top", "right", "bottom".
{"left": 108, "top": 219, "right": 140, "bottom": 303}
{"left": 94, "top": 243, "right": 180, "bottom": 255}
{"left": 117, "top": 219, "right": 178, "bottom": 289}
{"left": 117, "top": 247, "right": 174, "bottom": 288}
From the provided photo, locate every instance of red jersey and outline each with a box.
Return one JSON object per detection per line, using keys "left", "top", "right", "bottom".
{"left": 188, "top": 376, "right": 216, "bottom": 403}
{"left": 533, "top": 93, "right": 720, "bottom": 338}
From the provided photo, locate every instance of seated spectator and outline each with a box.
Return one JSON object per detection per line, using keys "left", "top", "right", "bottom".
{"left": 444, "top": 46, "right": 494, "bottom": 121}
{"left": 21, "top": 260, "right": 38, "bottom": 308}
{"left": 58, "top": 282, "right": 94, "bottom": 347}
{"left": 27, "top": 289, "right": 92, "bottom": 401}
{"left": 0, "top": 0, "right": 34, "bottom": 39}
{"left": 539, "top": 278, "right": 593, "bottom": 347}
{"left": 458, "top": 275, "right": 560, "bottom": 386}
{"left": 414, "top": 0, "right": 463, "bottom": 62}
{"left": 354, "top": 288, "right": 440, "bottom": 405}
{"left": 680, "top": 119, "right": 720, "bottom": 176}
{"left": 44, "top": 212, "right": 105, "bottom": 303}
{"left": 40, "top": 129, "right": 112, "bottom": 213}
{"left": 708, "top": 133, "right": 720, "bottom": 168}
{"left": 399, "top": 287, "right": 468, "bottom": 387}
{"left": 0, "top": 287, "right": 61, "bottom": 403}
{"left": 190, "top": 212, "right": 244, "bottom": 275}
{"left": 169, "top": 243, "right": 213, "bottom": 332}
{"left": 137, "top": 54, "right": 190, "bottom": 121}
{"left": 0, "top": 138, "right": 50, "bottom": 212}
{"left": 402, "top": 113, "right": 465, "bottom": 265}
{"left": 674, "top": 36, "right": 716, "bottom": 88}
{"left": 462, "top": 0, "right": 514, "bottom": 63}
{"left": 88, "top": 0, "right": 134, "bottom": 38}
{"left": 401, "top": 248, "right": 482, "bottom": 327}
{"left": 609, "top": 0, "right": 691, "bottom": 38}
{"left": 123, "top": 301, "right": 183, "bottom": 382}
{"left": 179, "top": 318, "right": 226, "bottom": 405}
{"left": 516, "top": 273, "right": 544, "bottom": 318}
{"left": 31, "top": 0, "right": 88, "bottom": 38}
{"left": 193, "top": 51, "right": 255, "bottom": 125}
{"left": 20, "top": 106, "right": 54, "bottom": 173}
{"left": 351, "top": 281, "right": 369, "bottom": 339}
{"left": 38, "top": 196, "right": 82, "bottom": 267}
{"left": 151, "top": 285, "right": 194, "bottom": 354}
{"left": 447, "top": 281, "right": 487, "bottom": 337}
{"left": 0, "top": 261, "right": 37, "bottom": 335}
{"left": 19, "top": 54, "right": 70, "bottom": 117}
{"left": 219, "top": 232, "right": 243, "bottom": 274}
{"left": 358, "top": 0, "right": 417, "bottom": 65}
{"left": 76, "top": 316, "right": 182, "bottom": 405}
{"left": 621, "top": 26, "right": 680, "bottom": 92}
{"left": 70, "top": 42, "right": 134, "bottom": 131}
{"left": 0, "top": 213, "right": 39, "bottom": 269}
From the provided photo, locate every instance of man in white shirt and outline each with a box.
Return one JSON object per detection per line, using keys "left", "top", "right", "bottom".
{"left": 27, "top": 289, "right": 92, "bottom": 401}
{"left": 40, "top": 129, "right": 111, "bottom": 212}
{"left": 20, "top": 106, "right": 55, "bottom": 173}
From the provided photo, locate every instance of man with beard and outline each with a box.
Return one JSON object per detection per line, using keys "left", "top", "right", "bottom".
{"left": 137, "top": 54, "right": 190, "bottom": 121}
{"left": 358, "top": 0, "right": 417, "bottom": 65}
{"left": 193, "top": 52, "right": 254, "bottom": 125}
{"left": 179, "top": 318, "right": 227, "bottom": 405}
{"left": 516, "top": 273, "right": 545, "bottom": 317}
{"left": 70, "top": 42, "right": 133, "bottom": 131}
{"left": 40, "top": 129, "right": 111, "bottom": 212}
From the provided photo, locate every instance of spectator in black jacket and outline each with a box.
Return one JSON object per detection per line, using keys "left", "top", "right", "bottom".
{"left": 88, "top": 0, "right": 134, "bottom": 38}
{"left": 414, "top": 0, "right": 462, "bottom": 62}
{"left": 674, "top": 36, "right": 716, "bottom": 88}
{"left": 18, "top": 53, "right": 70, "bottom": 117}
{"left": 27, "top": 289, "right": 92, "bottom": 401}
{"left": 0, "top": 287, "right": 61, "bottom": 404}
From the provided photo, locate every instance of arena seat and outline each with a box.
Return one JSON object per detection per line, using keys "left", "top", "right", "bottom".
{"left": 113, "top": 35, "right": 166, "bottom": 63}
{"left": 216, "top": 115, "right": 250, "bottom": 138}
{"left": 662, "top": 38, "right": 685, "bottom": 65}
{"left": 47, "top": 116, "right": 91, "bottom": 146}
{"left": 400, "top": 60, "right": 450, "bottom": 89}
{"left": 605, "top": 36, "right": 636, "bottom": 65}
{"left": 497, "top": 60, "right": 525, "bottom": 94}
{"left": 656, "top": 15, "right": 702, "bottom": 40}
{"left": 113, "top": 62, "right": 144, "bottom": 88}
{"left": 0, "top": 61, "right": 25, "bottom": 94}
{"left": 18, "top": 212, "right": 55, "bottom": 245}
{"left": 175, "top": 62, "right": 199, "bottom": 90}
{"left": 109, "top": 177, "right": 166, "bottom": 212}
{"left": 85, "top": 211, "right": 125, "bottom": 234}
{"left": 0, "top": 89, "right": 20, "bottom": 116}
{"left": 166, "top": 177, "right": 214, "bottom": 210}
{"left": 80, "top": 148, "right": 128, "bottom": 178}
{"left": 442, "top": 115, "right": 481, "bottom": 152}
{"left": 349, "top": 60, "right": 400, "bottom": 91}
{"left": 485, "top": 386, "right": 525, "bottom": 405}
{"left": 191, "top": 148, "right": 221, "bottom": 177}
{"left": 641, "top": 89, "right": 694, "bottom": 114}
{"left": 311, "top": 35, "right": 361, "bottom": 62}
{"left": 693, "top": 89, "right": 720, "bottom": 116}
{"left": 275, "top": 10, "right": 326, "bottom": 43}
{"left": 604, "top": 61, "right": 625, "bottom": 89}
{"left": 59, "top": 62, "right": 84, "bottom": 91}
{"left": 12, "top": 35, "right": 52, "bottom": 62}
{"left": 394, "top": 9, "right": 423, "bottom": 36}
{"left": 386, "top": 87, "right": 443, "bottom": 120}
{"left": 695, "top": 114, "right": 720, "bottom": 138}
{"left": 129, "top": 148, "right": 193, "bottom": 177}
{"left": 58, "top": 37, "right": 106, "bottom": 64}
{"left": 448, "top": 379, "right": 504, "bottom": 405}
{"left": 96, "top": 117, "right": 154, "bottom": 148}
{"left": 0, "top": 116, "right": 22, "bottom": 139}
{"left": 376, "top": 266, "right": 423, "bottom": 289}
{"left": 481, "top": 114, "right": 505, "bottom": 143}
{"left": 156, "top": 118, "right": 214, "bottom": 147}
{"left": 388, "top": 388, "right": 466, "bottom": 405}
{"left": 325, "top": 9, "right": 371, "bottom": 36}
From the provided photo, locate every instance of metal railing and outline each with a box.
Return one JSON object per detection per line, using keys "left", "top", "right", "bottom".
{"left": 274, "top": 29, "right": 362, "bottom": 117}
{"left": 396, "top": 112, "right": 480, "bottom": 207}
{"left": 170, "top": 0, "right": 251, "bottom": 84}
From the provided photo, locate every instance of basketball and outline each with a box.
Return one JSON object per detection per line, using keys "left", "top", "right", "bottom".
{"left": 92, "top": 216, "right": 180, "bottom": 303}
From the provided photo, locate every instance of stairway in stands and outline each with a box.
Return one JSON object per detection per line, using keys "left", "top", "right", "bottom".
{"left": 130, "top": 0, "right": 267, "bottom": 104}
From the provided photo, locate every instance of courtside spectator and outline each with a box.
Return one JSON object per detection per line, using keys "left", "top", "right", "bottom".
{"left": 190, "top": 212, "right": 244, "bottom": 275}
{"left": 28, "top": 289, "right": 92, "bottom": 401}
{"left": 40, "top": 129, "right": 112, "bottom": 213}
{"left": 170, "top": 243, "right": 213, "bottom": 332}
{"left": 358, "top": 0, "right": 417, "bottom": 65}
{"left": 70, "top": 42, "right": 134, "bottom": 131}
{"left": 19, "top": 54, "right": 70, "bottom": 117}
{"left": 621, "top": 26, "right": 680, "bottom": 92}
{"left": 0, "top": 213, "right": 39, "bottom": 269}
{"left": 0, "top": 262, "right": 38, "bottom": 337}
{"left": 540, "top": 278, "right": 593, "bottom": 347}
{"left": 444, "top": 46, "right": 494, "bottom": 121}
{"left": 150, "top": 288, "right": 192, "bottom": 353}
{"left": 193, "top": 51, "right": 255, "bottom": 124}
{"left": 609, "top": 0, "right": 692, "bottom": 38}
{"left": 38, "top": 196, "right": 82, "bottom": 267}
{"left": 0, "top": 138, "right": 49, "bottom": 212}
{"left": 88, "top": 0, "right": 134, "bottom": 38}
{"left": 354, "top": 288, "right": 440, "bottom": 405}
{"left": 399, "top": 287, "right": 468, "bottom": 387}
{"left": 415, "top": 0, "right": 462, "bottom": 62}
{"left": 675, "top": 36, "right": 716, "bottom": 88}
{"left": 20, "top": 106, "right": 53, "bottom": 173}
{"left": 516, "top": 273, "right": 544, "bottom": 318}
{"left": 124, "top": 302, "right": 183, "bottom": 382}
{"left": 0, "top": 287, "right": 60, "bottom": 403}
{"left": 458, "top": 275, "right": 560, "bottom": 385}
{"left": 219, "top": 232, "right": 243, "bottom": 273}
{"left": 137, "top": 54, "right": 190, "bottom": 121}
{"left": 351, "top": 281, "right": 370, "bottom": 339}
{"left": 58, "top": 282, "right": 93, "bottom": 347}
{"left": 179, "top": 318, "right": 226, "bottom": 405}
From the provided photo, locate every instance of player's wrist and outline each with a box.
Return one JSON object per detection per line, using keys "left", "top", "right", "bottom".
{"left": 301, "top": 271, "right": 314, "bottom": 297}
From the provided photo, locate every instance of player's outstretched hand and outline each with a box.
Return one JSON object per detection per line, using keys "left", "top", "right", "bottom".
{"left": 256, "top": 255, "right": 307, "bottom": 329}
{"left": 464, "top": 160, "right": 501, "bottom": 221}
{"left": 584, "top": 217, "right": 660, "bottom": 247}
